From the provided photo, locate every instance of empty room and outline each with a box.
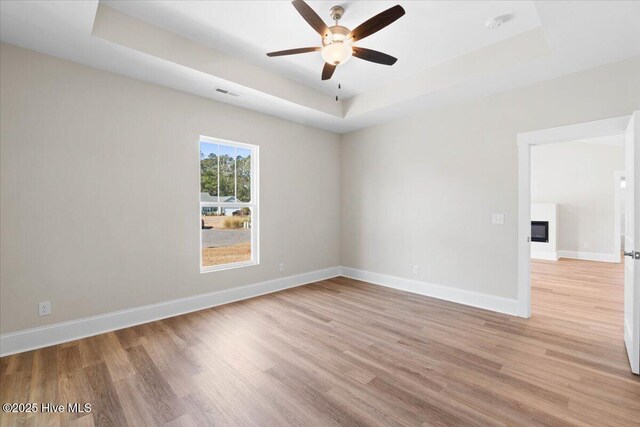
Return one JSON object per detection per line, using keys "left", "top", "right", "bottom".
{"left": 1, "top": 1, "right": 639, "bottom": 426}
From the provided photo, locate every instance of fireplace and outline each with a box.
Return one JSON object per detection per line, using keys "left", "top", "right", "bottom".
{"left": 531, "top": 221, "right": 549, "bottom": 243}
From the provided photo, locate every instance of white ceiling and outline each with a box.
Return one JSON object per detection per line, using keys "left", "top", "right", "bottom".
{"left": 1, "top": 1, "right": 639, "bottom": 134}
{"left": 102, "top": 0, "right": 542, "bottom": 98}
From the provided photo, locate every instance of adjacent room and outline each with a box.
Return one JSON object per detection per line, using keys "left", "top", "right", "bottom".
{"left": 529, "top": 135, "right": 627, "bottom": 368}
{"left": 1, "top": 1, "right": 639, "bottom": 426}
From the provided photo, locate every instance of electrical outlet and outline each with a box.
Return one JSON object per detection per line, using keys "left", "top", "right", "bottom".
{"left": 279, "top": 262, "right": 285, "bottom": 272}
{"left": 582, "top": 242, "right": 589, "bottom": 249}
{"left": 38, "top": 301, "right": 51, "bottom": 316}
{"left": 413, "top": 265, "right": 420, "bottom": 274}
{"left": 491, "top": 213, "right": 505, "bottom": 225}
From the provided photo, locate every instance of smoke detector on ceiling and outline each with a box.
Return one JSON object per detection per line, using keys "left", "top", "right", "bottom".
{"left": 485, "top": 14, "right": 512, "bottom": 30}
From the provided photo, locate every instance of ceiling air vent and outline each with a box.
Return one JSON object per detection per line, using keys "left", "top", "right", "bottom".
{"left": 215, "top": 87, "right": 240, "bottom": 97}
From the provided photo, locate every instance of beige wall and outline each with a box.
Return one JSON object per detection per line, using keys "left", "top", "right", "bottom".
{"left": 2, "top": 41, "right": 640, "bottom": 335}
{"left": 0, "top": 43, "right": 341, "bottom": 334}
{"left": 531, "top": 141, "right": 624, "bottom": 257}
{"left": 341, "top": 57, "right": 640, "bottom": 299}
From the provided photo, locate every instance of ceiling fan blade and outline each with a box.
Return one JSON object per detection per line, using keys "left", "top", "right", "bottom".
{"left": 292, "top": 0, "right": 331, "bottom": 38}
{"left": 322, "top": 63, "right": 336, "bottom": 80}
{"left": 267, "top": 47, "right": 321, "bottom": 57}
{"left": 352, "top": 47, "right": 397, "bottom": 65}
{"left": 347, "top": 5, "right": 405, "bottom": 42}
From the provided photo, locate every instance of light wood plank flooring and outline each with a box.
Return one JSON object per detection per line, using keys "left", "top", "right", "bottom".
{"left": 2, "top": 259, "right": 639, "bottom": 426}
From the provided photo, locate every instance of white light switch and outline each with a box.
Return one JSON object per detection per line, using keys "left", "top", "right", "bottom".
{"left": 492, "top": 214, "right": 505, "bottom": 225}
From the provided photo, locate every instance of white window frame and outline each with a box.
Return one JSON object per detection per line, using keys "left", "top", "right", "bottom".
{"left": 199, "top": 135, "right": 259, "bottom": 273}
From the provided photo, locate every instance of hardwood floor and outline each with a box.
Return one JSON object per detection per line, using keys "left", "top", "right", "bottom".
{"left": 2, "top": 259, "right": 639, "bottom": 426}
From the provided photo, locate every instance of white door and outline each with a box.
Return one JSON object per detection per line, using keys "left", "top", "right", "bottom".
{"left": 624, "top": 110, "right": 640, "bottom": 374}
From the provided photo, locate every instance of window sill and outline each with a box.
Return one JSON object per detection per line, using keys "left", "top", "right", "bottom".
{"left": 200, "top": 260, "right": 259, "bottom": 274}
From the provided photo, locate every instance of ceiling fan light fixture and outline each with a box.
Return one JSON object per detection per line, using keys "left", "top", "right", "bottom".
{"left": 321, "top": 25, "right": 353, "bottom": 65}
{"left": 321, "top": 41, "right": 352, "bottom": 65}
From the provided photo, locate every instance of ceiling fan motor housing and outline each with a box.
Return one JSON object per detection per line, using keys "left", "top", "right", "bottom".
{"left": 323, "top": 25, "right": 350, "bottom": 46}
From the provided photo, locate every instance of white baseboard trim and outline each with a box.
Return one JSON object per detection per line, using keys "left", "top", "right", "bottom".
{"left": 0, "top": 265, "right": 525, "bottom": 356}
{"left": 0, "top": 266, "right": 341, "bottom": 357}
{"left": 557, "top": 250, "right": 619, "bottom": 263}
{"left": 340, "top": 267, "right": 519, "bottom": 317}
{"left": 531, "top": 251, "right": 559, "bottom": 261}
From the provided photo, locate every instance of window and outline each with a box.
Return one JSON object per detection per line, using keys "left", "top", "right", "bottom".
{"left": 200, "top": 136, "right": 258, "bottom": 272}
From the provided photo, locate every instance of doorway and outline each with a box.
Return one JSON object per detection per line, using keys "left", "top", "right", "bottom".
{"left": 517, "top": 114, "right": 640, "bottom": 374}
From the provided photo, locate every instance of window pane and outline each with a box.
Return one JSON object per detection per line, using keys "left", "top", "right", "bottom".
{"left": 201, "top": 207, "right": 252, "bottom": 267}
{"left": 218, "top": 144, "right": 236, "bottom": 201}
{"left": 200, "top": 142, "right": 218, "bottom": 201}
{"left": 236, "top": 147, "right": 251, "bottom": 202}
{"left": 200, "top": 138, "right": 256, "bottom": 271}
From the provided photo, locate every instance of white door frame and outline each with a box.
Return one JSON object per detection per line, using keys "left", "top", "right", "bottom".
{"left": 516, "top": 115, "right": 631, "bottom": 318}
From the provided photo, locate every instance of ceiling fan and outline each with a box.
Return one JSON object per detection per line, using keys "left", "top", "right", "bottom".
{"left": 266, "top": 0, "right": 405, "bottom": 80}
